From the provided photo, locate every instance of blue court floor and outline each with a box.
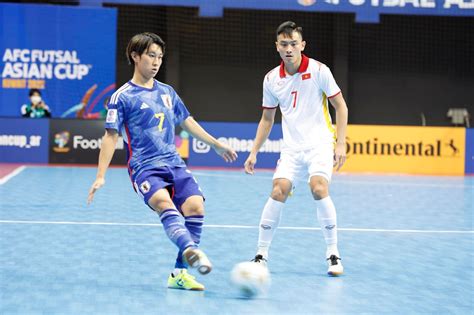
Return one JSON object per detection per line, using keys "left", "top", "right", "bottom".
{"left": 0, "top": 166, "right": 473, "bottom": 314}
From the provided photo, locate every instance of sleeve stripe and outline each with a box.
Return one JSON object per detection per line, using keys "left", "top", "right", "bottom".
{"left": 110, "top": 83, "right": 131, "bottom": 104}
{"left": 328, "top": 91, "right": 341, "bottom": 99}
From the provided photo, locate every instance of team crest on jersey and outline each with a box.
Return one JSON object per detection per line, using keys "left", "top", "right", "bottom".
{"left": 160, "top": 94, "right": 172, "bottom": 109}
{"left": 139, "top": 181, "right": 151, "bottom": 194}
{"left": 106, "top": 109, "right": 117, "bottom": 123}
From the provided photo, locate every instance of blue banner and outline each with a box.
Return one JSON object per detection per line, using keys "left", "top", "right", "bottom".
{"left": 0, "top": 118, "right": 49, "bottom": 163}
{"left": 188, "top": 122, "right": 283, "bottom": 169}
{"left": 465, "top": 128, "right": 474, "bottom": 175}
{"left": 0, "top": 3, "right": 117, "bottom": 118}
{"left": 85, "top": 0, "right": 473, "bottom": 22}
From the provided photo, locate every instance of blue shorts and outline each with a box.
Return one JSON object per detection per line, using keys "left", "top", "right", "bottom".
{"left": 132, "top": 166, "right": 204, "bottom": 211}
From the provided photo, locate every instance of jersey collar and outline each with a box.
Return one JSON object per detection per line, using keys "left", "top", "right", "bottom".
{"left": 279, "top": 54, "right": 309, "bottom": 78}
{"left": 128, "top": 79, "right": 157, "bottom": 91}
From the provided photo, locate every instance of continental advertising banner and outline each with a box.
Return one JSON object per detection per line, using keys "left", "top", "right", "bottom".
{"left": 0, "top": 3, "right": 117, "bottom": 118}
{"left": 342, "top": 125, "right": 466, "bottom": 175}
{"left": 188, "top": 122, "right": 283, "bottom": 169}
{"left": 0, "top": 118, "right": 49, "bottom": 163}
{"left": 188, "top": 123, "right": 467, "bottom": 174}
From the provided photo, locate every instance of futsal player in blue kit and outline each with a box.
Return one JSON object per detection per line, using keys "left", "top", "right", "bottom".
{"left": 87, "top": 32, "right": 237, "bottom": 291}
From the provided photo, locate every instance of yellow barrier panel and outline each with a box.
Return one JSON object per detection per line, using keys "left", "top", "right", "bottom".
{"left": 341, "top": 125, "right": 465, "bottom": 175}
{"left": 176, "top": 138, "right": 189, "bottom": 159}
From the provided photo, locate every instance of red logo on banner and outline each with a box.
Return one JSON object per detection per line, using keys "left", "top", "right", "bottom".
{"left": 302, "top": 73, "right": 311, "bottom": 80}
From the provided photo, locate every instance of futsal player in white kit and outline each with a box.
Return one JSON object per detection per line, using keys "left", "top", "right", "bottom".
{"left": 244, "top": 21, "right": 348, "bottom": 276}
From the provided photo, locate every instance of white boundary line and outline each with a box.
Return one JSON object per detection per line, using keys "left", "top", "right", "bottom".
{"left": 192, "top": 172, "right": 473, "bottom": 189}
{"left": 0, "top": 220, "right": 472, "bottom": 234}
{"left": 0, "top": 166, "right": 26, "bottom": 185}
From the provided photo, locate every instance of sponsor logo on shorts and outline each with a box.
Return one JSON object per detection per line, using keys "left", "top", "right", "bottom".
{"left": 140, "top": 181, "right": 151, "bottom": 194}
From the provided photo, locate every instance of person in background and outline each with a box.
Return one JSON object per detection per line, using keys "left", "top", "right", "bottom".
{"left": 21, "top": 89, "right": 52, "bottom": 118}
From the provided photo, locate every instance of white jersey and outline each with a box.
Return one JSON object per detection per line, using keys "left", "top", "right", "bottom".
{"left": 262, "top": 54, "right": 341, "bottom": 152}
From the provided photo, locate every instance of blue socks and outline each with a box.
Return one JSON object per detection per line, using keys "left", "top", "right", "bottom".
{"left": 159, "top": 209, "right": 196, "bottom": 255}
{"left": 185, "top": 215, "right": 204, "bottom": 244}
{"left": 175, "top": 215, "right": 204, "bottom": 269}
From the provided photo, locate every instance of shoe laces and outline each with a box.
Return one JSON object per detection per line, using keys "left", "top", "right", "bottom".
{"left": 327, "top": 255, "right": 341, "bottom": 266}
{"left": 179, "top": 270, "right": 196, "bottom": 281}
{"left": 251, "top": 254, "right": 267, "bottom": 263}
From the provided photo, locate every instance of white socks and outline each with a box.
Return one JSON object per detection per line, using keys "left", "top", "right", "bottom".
{"left": 255, "top": 196, "right": 339, "bottom": 260}
{"left": 315, "top": 196, "right": 340, "bottom": 258}
{"left": 257, "top": 198, "right": 284, "bottom": 259}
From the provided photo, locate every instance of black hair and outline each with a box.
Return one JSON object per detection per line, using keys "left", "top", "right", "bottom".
{"left": 126, "top": 32, "right": 166, "bottom": 65}
{"left": 276, "top": 21, "right": 303, "bottom": 39}
{"left": 28, "top": 89, "right": 41, "bottom": 97}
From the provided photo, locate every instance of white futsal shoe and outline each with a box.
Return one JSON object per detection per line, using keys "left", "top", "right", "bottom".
{"left": 182, "top": 247, "right": 213, "bottom": 275}
{"left": 327, "top": 255, "right": 344, "bottom": 276}
{"left": 251, "top": 254, "right": 268, "bottom": 267}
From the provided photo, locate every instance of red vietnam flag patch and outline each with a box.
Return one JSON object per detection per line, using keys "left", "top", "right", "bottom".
{"left": 302, "top": 73, "right": 311, "bottom": 80}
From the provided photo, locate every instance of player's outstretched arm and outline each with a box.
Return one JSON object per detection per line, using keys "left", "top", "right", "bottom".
{"left": 87, "top": 129, "right": 119, "bottom": 204}
{"left": 329, "top": 93, "right": 348, "bottom": 171}
{"left": 181, "top": 117, "right": 237, "bottom": 163}
{"left": 244, "top": 108, "right": 276, "bottom": 175}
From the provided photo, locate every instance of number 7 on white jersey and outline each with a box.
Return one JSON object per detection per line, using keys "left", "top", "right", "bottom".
{"left": 291, "top": 91, "right": 298, "bottom": 108}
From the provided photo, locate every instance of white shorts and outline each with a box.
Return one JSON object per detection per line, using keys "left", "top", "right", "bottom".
{"left": 273, "top": 144, "right": 334, "bottom": 184}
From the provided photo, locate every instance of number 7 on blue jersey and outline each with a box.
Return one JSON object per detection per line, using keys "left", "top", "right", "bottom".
{"left": 155, "top": 113, "right": 165, "bottom": 131}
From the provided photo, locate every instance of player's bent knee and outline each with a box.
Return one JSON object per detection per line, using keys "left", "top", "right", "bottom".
{"left": 309, "top": 176, "right": 329, "bottom": 199}
{"left": 148, "top": 189, "right": 175, "bottom": 213}
{"left": 311, "top": 184, "right": 328, "bottom": 199}
{"left": 181, "top": 195, "right": 205, "bottom": 216}
{"left": 270, "top": 187, "right": 290, "bottom": 202}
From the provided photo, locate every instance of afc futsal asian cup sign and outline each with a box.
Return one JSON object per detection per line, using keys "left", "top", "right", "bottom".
{"left": 2, "top": 49, "right": 90, "bottom": 90}
{"left": 0, "top": 3, "right": 117, "bottom": 117}
{"left": 296, "top": 0, "right": 474, "bottom": 22}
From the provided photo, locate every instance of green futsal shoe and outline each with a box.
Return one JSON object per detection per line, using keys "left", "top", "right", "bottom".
{"left": 167, "top": 269, "right": 205, "bottom": 291}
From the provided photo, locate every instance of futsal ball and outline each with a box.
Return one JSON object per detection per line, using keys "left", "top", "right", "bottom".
{"left": 230, "top": 261, "right": 271, "bottom": 298}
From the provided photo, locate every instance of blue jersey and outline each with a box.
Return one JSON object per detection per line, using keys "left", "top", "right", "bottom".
{"left": 105, "top": 80, "right": 190, "bottom": 178}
